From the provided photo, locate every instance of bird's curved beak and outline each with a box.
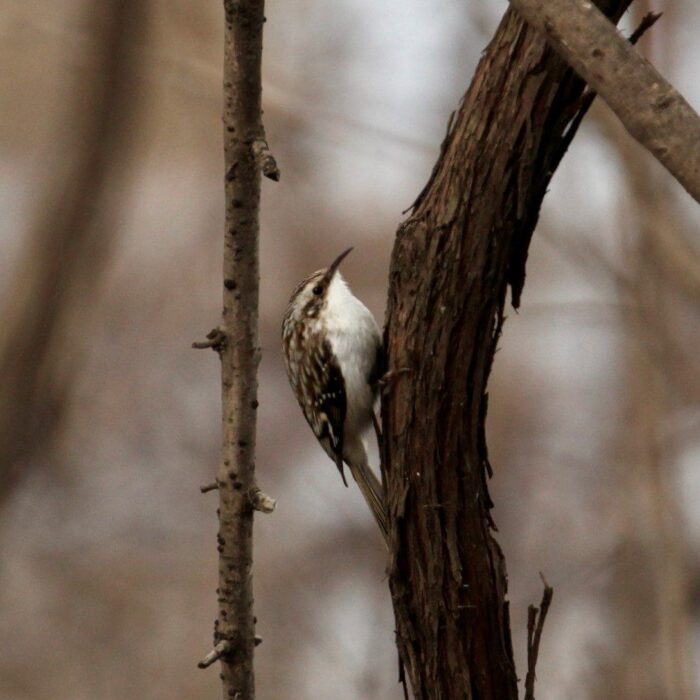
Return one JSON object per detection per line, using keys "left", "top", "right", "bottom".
{"left": 327, "top": 247, "right": 353, "bottom": 278}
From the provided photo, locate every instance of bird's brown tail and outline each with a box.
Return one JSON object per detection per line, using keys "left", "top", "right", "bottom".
{"left": 348, "top": 461, "right": 389, "bottom": 544}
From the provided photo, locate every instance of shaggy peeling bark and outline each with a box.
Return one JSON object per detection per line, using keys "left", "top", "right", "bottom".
{"left": 381, "top": 3, "right": 633, "bottom": 697}
{"left": 196, "top": 1, "right": 276, "bottom": 698}
{"left": 509, "top": 0, "right": 700, "bottom": 204}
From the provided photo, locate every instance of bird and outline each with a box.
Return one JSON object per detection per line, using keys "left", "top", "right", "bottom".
{"left": 282, "top": 248, "right": 388, "bottom": 540}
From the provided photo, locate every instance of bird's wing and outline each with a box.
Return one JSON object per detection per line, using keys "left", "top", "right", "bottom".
{"left": 307, "top": 339, "right": 348, "bottom": 486}
{"left": 368, "top": 339, "right": 385, "bottom": 388}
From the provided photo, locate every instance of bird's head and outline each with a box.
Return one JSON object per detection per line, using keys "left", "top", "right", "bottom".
{"left": 285, "top": 247, "right": 353, "bottom": 320}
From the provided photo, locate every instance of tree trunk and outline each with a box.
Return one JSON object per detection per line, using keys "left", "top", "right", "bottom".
{"left": 381, "top": 3, "right": 632, "bottom": 697}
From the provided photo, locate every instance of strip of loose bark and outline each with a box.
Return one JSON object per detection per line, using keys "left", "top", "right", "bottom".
{"left": 509, "top": 0, "right": 700, "bottom": 204}
{"left": 205, "top": 1, "right": 274, "bottom": 698}
{"left": 382, "top": 2, "right": 632, "bottom": 698}
{"left": 524, "top": 576, "right": 554, "bottom": 700}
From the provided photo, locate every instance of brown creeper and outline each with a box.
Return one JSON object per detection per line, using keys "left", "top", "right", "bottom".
{"left": 282, "top": 248, "right": 388, "bottom": 539}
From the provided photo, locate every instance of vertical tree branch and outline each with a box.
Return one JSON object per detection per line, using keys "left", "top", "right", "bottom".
{"left": 203, "top": 1, "right": 274, "bottom": 698}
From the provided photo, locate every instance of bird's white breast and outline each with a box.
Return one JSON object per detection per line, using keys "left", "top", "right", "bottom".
{"left": 324, "top": 275, "right": 381, "bottom": 436}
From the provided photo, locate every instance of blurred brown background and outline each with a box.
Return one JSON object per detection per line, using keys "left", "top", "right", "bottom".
{"left": 1, "top": 1, "right": 699, "bottom": 698}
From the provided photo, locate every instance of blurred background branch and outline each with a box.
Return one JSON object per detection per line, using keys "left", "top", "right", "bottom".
{"left": 0, "top": 0, "right": 144, "bottom": 505}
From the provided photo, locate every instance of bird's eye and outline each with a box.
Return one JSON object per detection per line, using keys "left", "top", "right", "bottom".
{"left": 312, "top": 285, "right": 323, "bottom": 295}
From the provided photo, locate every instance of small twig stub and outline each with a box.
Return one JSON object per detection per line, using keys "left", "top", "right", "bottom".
{"left": 197, "top": 639, "right": 233, "bottom": 669}
{"left": 251, "top": 138, "right": 280, "bottom": 181}
{"left": 524, "top": 574, "right": 554, "bottom": 700}
{"left": 192, "top": 327, "right": 227, "bottom": 352}
{"left": 628, "top": 11, "right": 662, "bottom": 46}
{"left": 248, "top": 485, "right": 276, "bottom": 513}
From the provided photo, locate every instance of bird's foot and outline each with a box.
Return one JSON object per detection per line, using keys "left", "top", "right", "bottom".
{"left": 376, "top": 367, "right": 412, "bottom": 394}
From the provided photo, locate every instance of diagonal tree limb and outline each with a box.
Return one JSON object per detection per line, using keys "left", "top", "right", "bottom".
{"left": 509, "top": 0, "right": 700, "bottom": 204}
{"left": 550, "top": 10, "right": 661, "bottom": 172}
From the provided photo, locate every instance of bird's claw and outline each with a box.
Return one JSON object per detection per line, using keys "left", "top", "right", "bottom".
{"left": 377, "top": 367, "right": 412, "bottom": 393}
